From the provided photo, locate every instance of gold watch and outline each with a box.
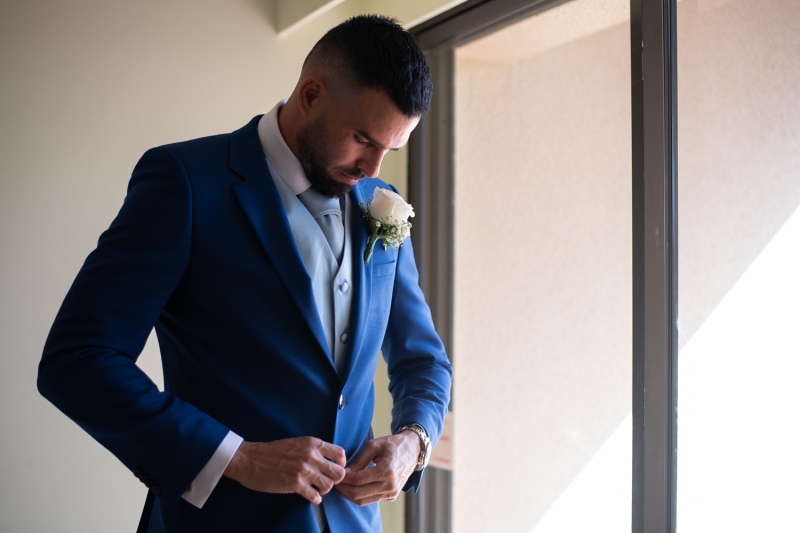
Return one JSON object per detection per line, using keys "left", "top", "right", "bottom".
{"left": 394, "top": 423, "right": 432, "bottom": 471}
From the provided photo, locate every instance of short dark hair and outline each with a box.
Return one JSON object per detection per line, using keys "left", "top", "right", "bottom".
{"left": 305, "top": 15, "right": 432, "bottom": 117}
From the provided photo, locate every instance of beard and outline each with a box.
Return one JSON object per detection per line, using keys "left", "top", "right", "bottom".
{"left": 296, "top": 115, "right": 362, "bottom": 198}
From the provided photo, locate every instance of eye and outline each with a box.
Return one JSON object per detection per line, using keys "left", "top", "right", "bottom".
{"left": 355, "top": 135, "right": 371, "bottom": 146}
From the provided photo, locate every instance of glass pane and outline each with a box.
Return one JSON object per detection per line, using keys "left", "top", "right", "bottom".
{"left": 452, "top": 1, "right": 631, "bottom": 531}
{"left": 676, "top": 1, "right": 800, "bottom": 531}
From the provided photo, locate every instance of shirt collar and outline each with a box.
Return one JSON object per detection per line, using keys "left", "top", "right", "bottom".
{"left": 257, "top": 100, "right": 312, "bottom": 195}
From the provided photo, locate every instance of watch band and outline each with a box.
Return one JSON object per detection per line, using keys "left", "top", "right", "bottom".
{"left": 394, "top": 423, "right": 432, "bottom": 471}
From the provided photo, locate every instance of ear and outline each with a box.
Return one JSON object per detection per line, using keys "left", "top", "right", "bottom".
{"left": 297, "top": 75, "right": 328, "bottom": 118}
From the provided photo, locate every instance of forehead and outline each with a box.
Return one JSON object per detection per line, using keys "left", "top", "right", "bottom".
{"left": 330, "top": 88, "right": 420, "bottom": 148}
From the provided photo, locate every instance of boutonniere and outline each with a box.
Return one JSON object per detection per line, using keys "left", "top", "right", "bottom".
{"left": 360, "top": 187, "right": 414, "bottom": 265}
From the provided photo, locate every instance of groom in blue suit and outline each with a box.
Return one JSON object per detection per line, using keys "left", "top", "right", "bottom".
{"left": 38, "top": 15, "right": 451, "bottom": 532}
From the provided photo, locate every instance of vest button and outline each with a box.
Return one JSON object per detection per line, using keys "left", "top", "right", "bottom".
{"left": 339, "top": 280, "right": 349, "bottom": 293}
{"left": 338, "top": 395, "right": 346, "bottom": 409}
{"left": 340, "top": 332, "right": 348, "bottom": 344}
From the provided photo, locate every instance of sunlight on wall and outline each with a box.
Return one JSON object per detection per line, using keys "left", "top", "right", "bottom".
{"left": 533, "top": 414, "right": 632, "bottom": 533}
{"left": 676, "top": 1, "right": 800, "bottom": 530}
{"left": 677, "top": 205, "right": 800, "bottom": 532}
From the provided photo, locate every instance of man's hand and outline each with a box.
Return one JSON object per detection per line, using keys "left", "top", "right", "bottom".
{"left": 223, "top": 437, "right": 347, "bottom": 504}
{"left": 335, "top": 431, "right": 421, "bottom": 506}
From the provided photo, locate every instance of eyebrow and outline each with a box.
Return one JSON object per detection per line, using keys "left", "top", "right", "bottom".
{"left": 355, "top": 130, "right": 404, "bottom": 151}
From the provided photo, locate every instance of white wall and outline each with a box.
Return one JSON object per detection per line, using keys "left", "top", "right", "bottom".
{"left": 0, "top": 1, "right": 455, "bottom": 531}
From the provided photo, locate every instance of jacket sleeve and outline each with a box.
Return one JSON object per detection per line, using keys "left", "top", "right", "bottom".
{"left": 379, "top": 205, "right": 453, "bottom": 492}
{"left": 38, "top": 146, "right": 230, "bottom": 506}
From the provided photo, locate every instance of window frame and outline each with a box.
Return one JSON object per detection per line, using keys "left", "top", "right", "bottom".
{"left": 407, "top": 1, "right": 678, "bottom": 532}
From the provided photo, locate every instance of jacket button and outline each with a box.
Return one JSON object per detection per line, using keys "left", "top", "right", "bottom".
{"left": 338, "top": 395, "right": 345, "bottom": 409}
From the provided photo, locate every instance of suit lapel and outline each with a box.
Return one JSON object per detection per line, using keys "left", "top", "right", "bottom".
{"left": 228, "top": 116, "right": 330, "bottom": 359}
{"left": 341, "top": 184, "right": 372, "bottom": 380}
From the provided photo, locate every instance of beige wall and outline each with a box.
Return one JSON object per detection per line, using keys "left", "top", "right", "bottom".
{"left": 0, "top": 1, "right": 455, "bottom": 531}
{"left": 450, "top": 0, "right": 799, "bottom": 532}
{"left": 676, "top": 0, "right": 800, "bottom": 530}
{"left": 452, "top": 2, "right": 632, "bottom": 531}
{"left": 676, "top": 0, "right": 800, "bottom": 345}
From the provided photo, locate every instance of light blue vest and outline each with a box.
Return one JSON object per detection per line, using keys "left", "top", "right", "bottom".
{"left": 266, "top": 160, "right": 354, "bottom": 374}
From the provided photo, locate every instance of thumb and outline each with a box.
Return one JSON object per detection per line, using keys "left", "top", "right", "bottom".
{"left": 347, "top": 447, "right": 376, "bottom": 473}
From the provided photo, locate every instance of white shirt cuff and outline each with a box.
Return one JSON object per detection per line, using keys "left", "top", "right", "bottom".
{"left": 181, "top": 431, "right": 243, "bottom": 508}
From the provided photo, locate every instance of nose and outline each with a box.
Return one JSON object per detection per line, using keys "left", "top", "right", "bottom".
{"left": 358, "top": 148, "right": 388, "bottom": 178}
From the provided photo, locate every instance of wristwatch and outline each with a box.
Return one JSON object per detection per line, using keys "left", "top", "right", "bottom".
{"left": 394, "top": 423, "right": 432, "bottom": 471}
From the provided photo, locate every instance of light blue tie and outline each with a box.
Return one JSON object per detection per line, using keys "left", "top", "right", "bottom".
{"left": 297, "top": 187, "right": 344, "bottom": 264}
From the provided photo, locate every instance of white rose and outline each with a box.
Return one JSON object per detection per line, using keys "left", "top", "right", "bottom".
{"left": 369, "top": 187, "right": 415, "bottom": 225}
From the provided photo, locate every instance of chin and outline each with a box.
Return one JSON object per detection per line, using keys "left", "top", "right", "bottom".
{"left": 311, "top": 176, "right": 354, "bottom": 198}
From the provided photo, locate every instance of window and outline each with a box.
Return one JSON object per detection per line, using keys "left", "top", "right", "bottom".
{"left": 409, "top": 0, "right": 677, "bottom": 531}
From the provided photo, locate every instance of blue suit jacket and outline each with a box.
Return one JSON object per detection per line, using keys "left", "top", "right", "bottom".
{"left": 38, "top": 116, "right": 452, "bottom": 532}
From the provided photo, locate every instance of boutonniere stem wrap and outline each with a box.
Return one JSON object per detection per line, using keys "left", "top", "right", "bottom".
{"left": 360, "top": 187, "right": 414, "bottom": 265}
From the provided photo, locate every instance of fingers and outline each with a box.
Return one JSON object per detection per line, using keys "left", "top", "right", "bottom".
{"left": 223, "top": 437, "right": 347, "bottom": 504}
{"left": 347, "top": 439, "right": 380, "bottom": 473}
{"left": 311, "top": 458, "right": 346, "bottom": 497}
{"left": 222, "top": 435, "right": 415, "bottom": 507}
{"left": 297, "top": 476, "right": 324, "bottom": 505}
{"left": 335, "top": 435, "right": 417, "bottom": 506}
{"left": 337, "top": 480, "right": 398, "bottom": 506}
{"left": 337, "top": 465, "right": 407, "bottom": 506}
{"left": 287, "top": 438, "right": 346, "bottom": 501}
{"left": 318, "top": 440, "right": 348, "bottom": 469}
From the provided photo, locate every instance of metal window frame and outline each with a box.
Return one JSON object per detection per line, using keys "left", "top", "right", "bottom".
{"left": 407, "top": 0, "right": 678, "bottom": 532}
{"left": 404, "top": 44, "right": 455, "bottom": 533}
{"left": 630, "top": 0, "right": 678, "bottom": 531}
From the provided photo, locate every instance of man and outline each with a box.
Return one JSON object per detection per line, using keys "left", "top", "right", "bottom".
{"left": 38, "top": 15, "right": 451, "bottom": 532}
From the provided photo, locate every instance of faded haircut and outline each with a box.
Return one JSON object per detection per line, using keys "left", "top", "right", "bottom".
{"left": 304, "top": 15, "right": 432, "bottom": 117}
